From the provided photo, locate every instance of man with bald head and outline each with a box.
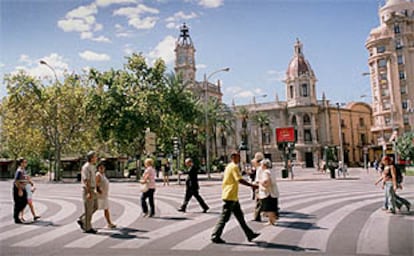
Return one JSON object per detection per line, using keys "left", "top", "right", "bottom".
{"left": 177, "top": 158, "right": 209, "bottom": 213}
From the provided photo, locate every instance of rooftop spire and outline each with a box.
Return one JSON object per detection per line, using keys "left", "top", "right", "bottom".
{"left": 177, "top": 23, "right": 193, "bottom": 46}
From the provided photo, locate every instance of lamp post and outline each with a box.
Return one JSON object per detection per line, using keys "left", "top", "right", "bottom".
{"left": 336, "top": 103, "right": 344, "bottom": 170}
{"left": 204, "top": 67, "right": 230, "bottom": 179}
{"left": 40, "top": 60, "right": 60, "bottom": 181}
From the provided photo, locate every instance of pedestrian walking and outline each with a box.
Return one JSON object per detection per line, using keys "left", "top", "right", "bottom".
{"left": 375, "top": 156, "right": 397, "bottom": 214}
{"left": 13, "top": 158, "right": 28, "bottom": 224}
{"left": 258, "top": 159, "right": 279, "bottom": 225}
{"left": 20, "top": 171, "right": 40, "bottom": 222}
{"left": 77, "top": 151, "right": 98, "bottom": 234}
{"left": 162, "top": 160, "right": 170, "bottom": 186}
{"left": 96, "top": 161, "right": 116, "bottom": 229}
{"left": 211, "top": 151, "right": 260, "bottom": 244}
{"left": 177, "top": 158, "right": 209, "bottom": 213}
{"left": 140, "top": 158, "right": 156, "bottom": 217}
{"left": 252, "top": 152, "right": 264, "bottom": 222}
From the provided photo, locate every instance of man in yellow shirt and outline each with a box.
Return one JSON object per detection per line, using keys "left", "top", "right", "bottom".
{"left": 211, "top": 151, "right": 260, "bottom": 244}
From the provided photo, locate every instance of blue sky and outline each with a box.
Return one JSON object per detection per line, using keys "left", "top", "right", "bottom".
{"left": 0, "top": 0, "right": 382, "bottom": 105}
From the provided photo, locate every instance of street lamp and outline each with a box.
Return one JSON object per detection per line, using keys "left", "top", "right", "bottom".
{"left": 204, "top": 67, "right": 230, "bottom": 179}
{"left": 336, "top": 103, "right": 344, "bottom": 173}
{"left": 40, "top": 60, "right": 60, "bottom": 181}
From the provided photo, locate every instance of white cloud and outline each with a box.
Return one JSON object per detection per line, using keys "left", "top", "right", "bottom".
{"left": 58, "top": 3, "right": 110, "bottom": 43}
{"left": 148, "top": 35, "right": 176, "bottom": 64}
{"left": 58, "top": 18, "right": 92, "bottom": 32}
{"left": 198, "top": 0, "right": 223, "bottom": 8}
{"left": 114, "top": 4, "right": 159, "bottom": 30}
{"left": 0, "top": 62, "right": 4, "bottom": 69}
{"left": 66, "top": 4, "right": 97, "bottom": 19}
{"left": 165, "top": 11, "right": 198, "bottom": 29}
{"left": 123, "top": 44, "right": 135, "bottom": 56}
{"left": 13, "top": 53, "right": 69, "bottom": 79}
{"left": 129, "top": 16, "right": 158, "bottom": 29}
{"left": 79, "top": 50, "right": 111, "bottom": 61}
{"left": 95, "top": 0, "right": 137, "bottom": 7}
{"left": 225, "top": 86, "right": 266, "bottom": 101}
{"left": 115, "top": 24, "right": 134, "bottom": 37}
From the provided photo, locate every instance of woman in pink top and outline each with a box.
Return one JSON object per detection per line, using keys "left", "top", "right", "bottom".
{"left": 140, "top": 158, "right": 156, "bottom": 217}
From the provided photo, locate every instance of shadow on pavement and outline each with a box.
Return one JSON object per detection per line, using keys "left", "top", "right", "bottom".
{"left": 275, "top": 221, "right": 324, "bottom": 230}
{"left": 280, "top": 211, "right": 316, "bottom": 219}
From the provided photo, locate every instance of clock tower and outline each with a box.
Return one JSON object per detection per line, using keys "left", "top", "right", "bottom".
{"left": 175, "top": 23, "right": 196, "bottom": 83}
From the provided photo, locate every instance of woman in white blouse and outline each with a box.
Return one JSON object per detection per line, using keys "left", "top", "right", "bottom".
{"left": 257, "top": 158, "right": 279, "bottom": 225}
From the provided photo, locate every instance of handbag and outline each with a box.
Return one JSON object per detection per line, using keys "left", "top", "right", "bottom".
{"left": 140, "top": 180, "right": 149, "bottom": 193}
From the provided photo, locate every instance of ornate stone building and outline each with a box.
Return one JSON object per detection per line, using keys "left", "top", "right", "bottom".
{"left": 365, "top": 0, "right": 414, "bottom": 157}
{"left": 229, "top": 40, "right": 373, "bottom": 168}
{"left": 174, "top": 24, "right": 373, "bottom": 168}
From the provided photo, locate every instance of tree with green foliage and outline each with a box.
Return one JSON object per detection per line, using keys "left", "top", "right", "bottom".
{"left": 396, "top": 132, "right": 414, "bottom": 162}
{"left": 252, "top": 111, "right": 270, "bottom": 153}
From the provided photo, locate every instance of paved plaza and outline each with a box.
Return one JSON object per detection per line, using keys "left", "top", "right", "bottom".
{"left": 1, "top": 167, "right": 413, "bottom": 256}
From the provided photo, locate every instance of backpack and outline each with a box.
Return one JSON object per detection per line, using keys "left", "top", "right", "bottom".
{"left": 395, "top": 165, "right": 403, "bottom": 184}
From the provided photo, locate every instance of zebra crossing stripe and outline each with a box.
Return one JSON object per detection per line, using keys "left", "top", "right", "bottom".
{"left": 0, "top": 201, "right": 48, "bottom": 241}
{"left": 172, "top": 190, "right": 377, "bottom": 251}
{"left": 111, "top": 193, "right": 252, "bottom": 249}
{"left": 235, "top": 192, "right": 384, "bottom": 252}
{"left": 298, "top": 197, "right": 385, "bottom": 253}
{"left": 356, "top": 194, "right": 414, "bottom": 256}
{"left": 11, "top": 198, "right": 83, "bottom": 247}
{"left": 64, "top": 197, "right": 141, "bottom": 248}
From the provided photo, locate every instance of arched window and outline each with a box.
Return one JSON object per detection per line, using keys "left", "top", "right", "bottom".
{"left": 303, "top": 114, "right": 311, "bottom": 125}
{"left": 292, "top": 115, "right": 297, "bottom": 126}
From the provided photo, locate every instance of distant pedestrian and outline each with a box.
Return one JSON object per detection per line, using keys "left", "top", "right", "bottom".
{"left": 140, "top": 158, "right": 156, "bottom": 217}
{"left": 77, "top": 151, "right": 98, "bottom": 234}
{"left": 177, "top": 158, "right": 209, "bottom": 213}
{"left": 163, "top": 160, "right": 170, "bottom": 186}
{"left": 96, "top": 161, "right": 116, "bottom": 228}
{"left": 258, "top": 159, "right": 279, "bottom": 225}
{"left": 211, "top": 151, "right": 260, "bottom": 244}
{"left": 13, "top": 158, "right": 28, "bottom": 224}
{"left": 287, "top": 159, "right": 294, "bottom": 180}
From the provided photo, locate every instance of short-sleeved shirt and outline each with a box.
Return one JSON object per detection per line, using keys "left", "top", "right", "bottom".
{"left": 143, "top": 167, "right": 156, "bottom": 189}
{"left": 221, "top": 162, "right": 242, "bottom": 201}
{"left": 81, "top": 162, "right": 96, "bottom": 189}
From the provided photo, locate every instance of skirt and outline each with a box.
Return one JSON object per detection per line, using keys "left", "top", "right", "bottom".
{"left": 261, "top": 196, "right": 278, "bottom": 213}
{"left": 97, "top": 198, "right": 109, "bottom": 210}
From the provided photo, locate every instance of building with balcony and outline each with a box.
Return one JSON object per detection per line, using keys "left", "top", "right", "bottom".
{"left": 365, "top": 0, "right": 414, "bottom": 156}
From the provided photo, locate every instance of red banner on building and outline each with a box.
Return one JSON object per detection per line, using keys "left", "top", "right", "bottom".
{"left": 276, "top": 127, "right": 295, "bottom": 143}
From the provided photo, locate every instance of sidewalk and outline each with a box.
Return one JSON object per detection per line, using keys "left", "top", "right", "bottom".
{"left": 30, "top": 167, "right": 368, "bottom": 184}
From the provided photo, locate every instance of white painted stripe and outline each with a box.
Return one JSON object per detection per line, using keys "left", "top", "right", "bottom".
{"left": 356, "top": 208, "right": 390, "bottom": 255}
{"left": 111, "top": 193, "right": 252, "bottom": 249}
{"left": 357, "top": 195, "right": 414, "bottom": 256}
{"left": 64, "top": 197, "right": 141, "bottom": 248}
{"left": 0, "top": 197, "right": 77, "bottom": 242}
{"left": 298, "top": 198, "right": 385, "bottom": 253}
{"left": 173, "top": 191, "right": 376, "bottom": 251}
{"left": 10, "top": 198, "right": 80, "bottom": 247}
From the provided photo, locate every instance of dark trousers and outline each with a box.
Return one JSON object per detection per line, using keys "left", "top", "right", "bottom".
{"left": 211, "top": 200, "right": 255, "bottom": 240}
{"left": 180, "top": 188, "right": 209, "bottom": 211}
{"left": 141, "top": 188, "right": 155, "bottom": 215}
{"left": 13, "top": 185, "right": 27, "bottom": 222}
{"left": 253, "top": 199, "right": 262, "bottom": 221}
{"left": 395, "top": 194, "right": 410, "bottom": 209}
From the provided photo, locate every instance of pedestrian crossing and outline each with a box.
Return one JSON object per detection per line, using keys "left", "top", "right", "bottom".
{"left": 1, "top": 178, "right": 413, "bottom": 255}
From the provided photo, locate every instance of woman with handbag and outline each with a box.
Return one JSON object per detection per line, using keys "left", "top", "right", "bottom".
{"left": 96, "top": 162, "right": 116, "bottom": 228}
{"left": 140, "top": 158, "right": 156, "bottom": 217}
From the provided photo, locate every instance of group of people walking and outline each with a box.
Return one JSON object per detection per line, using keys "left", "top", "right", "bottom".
{"left": 13, "top": 149, "right": 281, "bottom": 245}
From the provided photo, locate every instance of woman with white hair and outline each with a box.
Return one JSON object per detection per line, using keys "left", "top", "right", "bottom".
{"left": 258, "top": 158, "right": 279, "bottom": 225}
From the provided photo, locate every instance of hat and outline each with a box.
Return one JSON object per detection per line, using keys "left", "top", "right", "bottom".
{"left": 254, "top": 152, "right": 264, "bottom": 162}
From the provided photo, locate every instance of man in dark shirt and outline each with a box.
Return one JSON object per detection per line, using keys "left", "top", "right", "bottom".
{"left": 177, "top": 158, "right": 209, "bottom": 213}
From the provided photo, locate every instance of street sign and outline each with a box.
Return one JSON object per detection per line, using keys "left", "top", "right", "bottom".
{"left": 276, "top": 127, "right": 295, "bottom": 143}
